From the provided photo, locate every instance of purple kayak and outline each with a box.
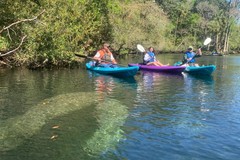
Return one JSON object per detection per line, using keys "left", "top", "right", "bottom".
{"left": 128, "top": 63, "right": 186, "bottom": 74}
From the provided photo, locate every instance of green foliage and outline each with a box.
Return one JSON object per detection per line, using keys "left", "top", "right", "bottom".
{"left": 155, "top": 0, "right": 199, "bottom": 48}
{"left": 0, "top": 36, "right": 9, "bottom": 50}
{"left": 1, "top": 0, "right": 240, "bottom": 68}
{"left": 23, "top": 0, "right": 113, "bottom": 64}
{"left": 0, "top": 0, "right": 116, "bottom": 66}
{"left": 109, "top": 1, "right": 173, "bottom": 52}
{"left": 229, "top": 24, "right": 240, "bottom": 51}
{"left": 156, "top": 0, "right": 240, "bottom": 52}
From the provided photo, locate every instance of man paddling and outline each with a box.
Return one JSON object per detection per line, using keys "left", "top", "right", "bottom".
{"left": 182, "top": 46, "right": 202, "bottom": 67}
{"left": 93, "top": 43, "right": 117, "bottom": 67}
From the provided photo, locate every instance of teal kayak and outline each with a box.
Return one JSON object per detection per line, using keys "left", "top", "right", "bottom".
{"left": 184, "top": 65, "right": 216, "bottom": 75}
{"left": 86, "top": 62, "right": 139, "bottom": 78}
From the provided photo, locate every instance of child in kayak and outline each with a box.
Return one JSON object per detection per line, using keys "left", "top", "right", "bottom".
{"left": 143, "top": 47, "right": 169, "bottom": 66}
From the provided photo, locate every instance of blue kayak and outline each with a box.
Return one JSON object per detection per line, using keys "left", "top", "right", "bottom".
{"left": 86, "top": 62, "right": 139, "bottom": 78}
{"left": 184, "top": 65, "right": 216, "bottom": 75}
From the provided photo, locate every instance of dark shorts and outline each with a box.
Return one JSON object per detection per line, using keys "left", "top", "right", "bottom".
{"left": 143, "top": 61, "right": 149, "bottom": 65}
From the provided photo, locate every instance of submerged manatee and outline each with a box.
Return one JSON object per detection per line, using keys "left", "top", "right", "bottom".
{"left": 84, "top": 98, "right": 129, "bottom": 156}
{"left": 0, "top": 92, "right": 97, "bottom": 151}
{"left": 0, "top": 92, "right": 129, "bottom": 156}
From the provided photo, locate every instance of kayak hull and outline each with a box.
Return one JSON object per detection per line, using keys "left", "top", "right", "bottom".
{"left": 128, "top": 63, "right": 186, "bottom": 74}
{"left": 86, "top": 62, "right": 139, "bottom": 78}
{"left": 184, "top": 65, "right": 216, "bottom": 75}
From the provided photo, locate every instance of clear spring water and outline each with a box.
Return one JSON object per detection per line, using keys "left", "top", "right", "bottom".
{"left": 1, "top": 54, "right": 240, "bottom": 160}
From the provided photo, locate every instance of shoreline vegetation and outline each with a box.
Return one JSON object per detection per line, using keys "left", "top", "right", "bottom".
{"left": 0, "top": 0, "right": 239, "bottom": 69}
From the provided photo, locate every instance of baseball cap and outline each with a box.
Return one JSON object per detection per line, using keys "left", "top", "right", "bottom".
{"left": 188, "top": 46, "right": 193, "bottom": 50}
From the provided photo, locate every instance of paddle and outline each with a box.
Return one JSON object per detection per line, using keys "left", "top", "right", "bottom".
{"left": 74, "top": 53, "right": 127, "bottom": 67}
{"left": 180, "top": 37, "right": 212, "bottom": 66}
{"left": 202, "top": 37, "right": 212, "bottom": 47}
{"left": 137, "top": 44, "right": 147, "bottom": 65}
{"left": 137, "top": 44, "right": 146, "bottom": 52}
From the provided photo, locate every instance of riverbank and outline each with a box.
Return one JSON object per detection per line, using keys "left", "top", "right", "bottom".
{"left": 0, "top": 50, "right": 237, "bottom": 69}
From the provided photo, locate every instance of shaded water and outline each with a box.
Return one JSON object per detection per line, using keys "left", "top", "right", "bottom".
{"left": 1, "top": 54, "right": 240, "bottom": 160}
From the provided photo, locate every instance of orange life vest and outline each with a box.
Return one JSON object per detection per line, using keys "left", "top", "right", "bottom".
{"left": 97, "top": 49, "right": 116, "bottom": 63}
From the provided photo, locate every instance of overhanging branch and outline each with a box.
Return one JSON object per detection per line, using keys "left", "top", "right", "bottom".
{"left": 0, "top": 9, "right": 45, "bottom": 34}
{"left": 0, "top": 35, "right": 27, "bottom": 57}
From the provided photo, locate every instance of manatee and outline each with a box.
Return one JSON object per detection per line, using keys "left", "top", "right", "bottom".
{"left": 83, "top": 98, "right": 128, "bottom": 156}
{"left": 0, "top": 92, "right": 129, "bottom": 156}
{"left": 0, "top": 92, "right": 96, "bottom": 151}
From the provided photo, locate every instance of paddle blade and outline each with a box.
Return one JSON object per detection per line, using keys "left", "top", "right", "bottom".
{"left": 75, "top": 54, "right": 89, "bottom": 59}
{"left": 203, "top": 38, "right": 212, "bottom": 45}
{"left": 137, "top": 44, "right": 146, "bottom": 52}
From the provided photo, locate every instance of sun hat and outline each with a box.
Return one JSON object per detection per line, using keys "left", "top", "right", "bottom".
{"left": 188, "top": 46, "right": 193, "bottom": 50}
{"left": 103, "top": 43, "right": 110, "bottom": 48}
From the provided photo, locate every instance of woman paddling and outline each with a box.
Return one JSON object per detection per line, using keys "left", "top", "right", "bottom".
{"left": 143, "top": 47, "right": 169, "bottom": 66}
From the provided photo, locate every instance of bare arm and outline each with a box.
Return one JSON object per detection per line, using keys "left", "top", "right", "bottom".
{"left": 196, "top": 48, "right": 202, "bottom": 56}
{"left": 110, "top": 54, "right": 117, "bottom": 64}
{"left": 93, "top": 52, "right": 101, "bottom": 61}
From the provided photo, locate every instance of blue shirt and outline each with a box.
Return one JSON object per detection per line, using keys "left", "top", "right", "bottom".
{"left": 184, "top": 51, "right": 196, "bottom": 63}
{"left": 144, "top": 51, "right": 156, "bottom": 63}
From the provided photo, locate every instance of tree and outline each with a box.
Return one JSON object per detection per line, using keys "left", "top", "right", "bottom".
{"left": 109, "top": 1, "right": 173, "bottom": 53}
{"left": 0, "top": 0, "right": 114, "bottom": 68}
{"left": 157, "top": 0, "right": 240, "bottom": 53}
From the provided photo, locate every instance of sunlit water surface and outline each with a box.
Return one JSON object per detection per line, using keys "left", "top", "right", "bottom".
{"left": 1, "top": 54, "right": 240, "bottom": 160}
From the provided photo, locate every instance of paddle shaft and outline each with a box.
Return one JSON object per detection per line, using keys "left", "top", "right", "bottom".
{"left": 181, "top": 38, "right": 211, "bottom": 66}
{"left": 75, "top": 54, "right": 127, "bottom": 67}
{"left": 183, "top": 48, "right": 201, "bottom": 64}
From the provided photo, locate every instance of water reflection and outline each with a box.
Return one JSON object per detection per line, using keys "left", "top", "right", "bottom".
{"left": 87, "top": 70, "right": 137, "bottom": 101}
{"left": 95, "top": 76, "right": 115, "bottom": 99}
{"left": 181, "top": 72, "right": 215, "bottom": 118}
{"left": 182, "top": 72, "right": 214, "bottom": 82}
{"left": 140, "top": 71, "right": 183, "bottom": 91}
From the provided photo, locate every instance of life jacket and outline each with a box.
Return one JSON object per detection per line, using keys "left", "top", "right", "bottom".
{"left": 97, "top": 49, "right": 112, "bottom": 61}
{"left": 96, "top": 49, "right": 117, "bottom": 65}
{"left": 183, "top": 51, "right": 196, "bottom": 63}
{"left": 143, "top": 51, "right": 155, "bottom": 64}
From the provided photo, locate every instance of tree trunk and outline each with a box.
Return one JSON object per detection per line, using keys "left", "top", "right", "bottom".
{"left": 223, "top": 23, "right": 230, "bottom": 53}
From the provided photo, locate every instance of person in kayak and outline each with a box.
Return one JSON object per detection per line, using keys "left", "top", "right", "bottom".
{"left": 143, "top": 47, "right": 169, "bottom": 66}
{"left": 182, "top": 46, "right": 202, "bottom": 66}
{"left": 93, "top": 43, "right": 117, "bottom": 67}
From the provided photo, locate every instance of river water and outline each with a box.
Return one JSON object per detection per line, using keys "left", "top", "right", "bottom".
{"left": 1, "top": 54, "right": 240, "bottom": 160}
